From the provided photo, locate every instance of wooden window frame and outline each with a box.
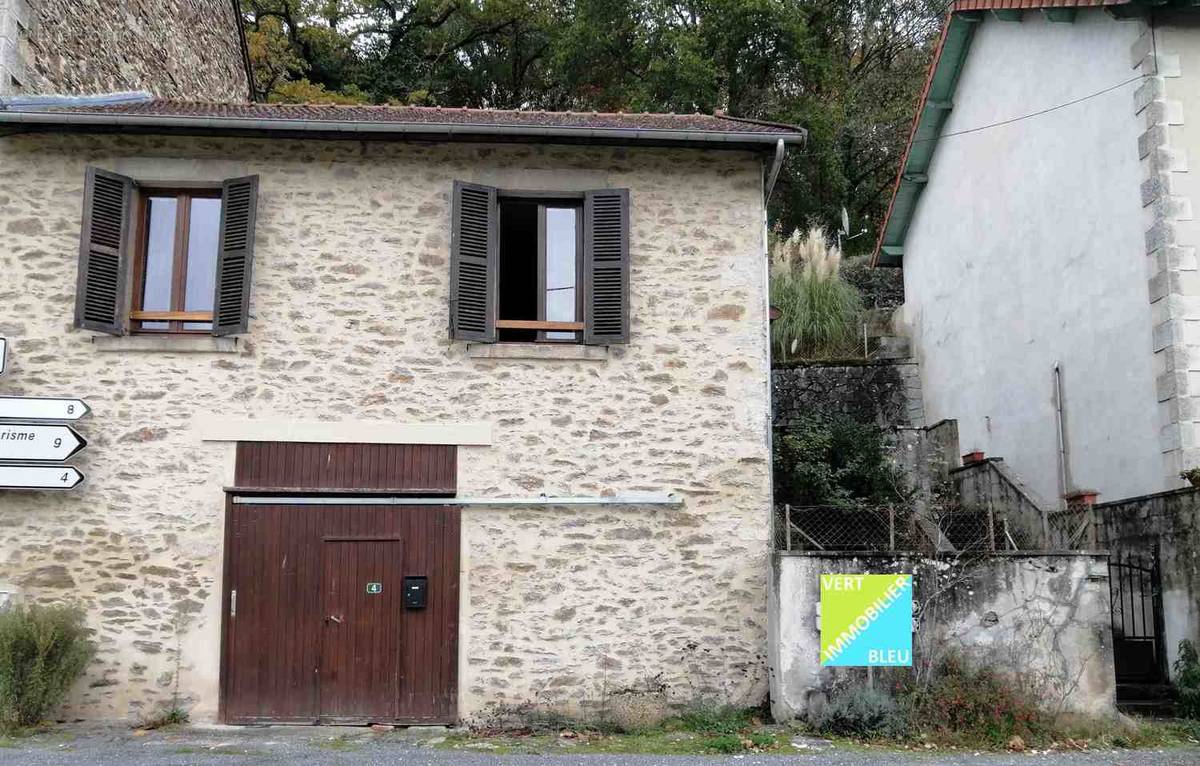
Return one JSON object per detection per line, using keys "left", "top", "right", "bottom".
{"left": 496, "top": 191, "right": 585, "bottom": 344}
{"left": 129, "top": 187, "right": 222, "bottom": 334}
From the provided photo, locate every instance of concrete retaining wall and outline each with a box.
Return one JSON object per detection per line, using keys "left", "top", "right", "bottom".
{"left": 769, "top": 552, "right": 1116, "bottom": 721}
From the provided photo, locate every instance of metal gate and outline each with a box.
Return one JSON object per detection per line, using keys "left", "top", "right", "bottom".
{"left": 1109, "top": 551, "right": 1168, "bottom": 686}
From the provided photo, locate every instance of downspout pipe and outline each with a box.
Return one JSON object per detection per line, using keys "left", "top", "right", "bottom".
{"left": 765, "top": 138, "right": 787, "bottom": 202}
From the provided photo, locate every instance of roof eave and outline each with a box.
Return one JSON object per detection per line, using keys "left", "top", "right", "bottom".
{"left": 872, "top": 10, "right": 982, "bottom": 267}
{"left": 0, "top": 110, "right": 805, "bottom": 150}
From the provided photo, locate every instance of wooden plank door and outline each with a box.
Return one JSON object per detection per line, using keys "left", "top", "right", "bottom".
{"left": 222, "top": 502, "right": 320, "bottom": 724}
{"left": 318, "top": 538, "right": 403, "bottom": 723}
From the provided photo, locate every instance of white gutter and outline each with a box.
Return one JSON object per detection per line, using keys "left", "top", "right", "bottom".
{"left": 0, "top": 109, "right": 806, "bottom": 147}
{"left": 232, "top": 492, "right": 682, "bottom": 506}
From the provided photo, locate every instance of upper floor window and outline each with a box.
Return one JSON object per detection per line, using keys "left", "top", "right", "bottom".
{"left": 132, "top": 189, "right": 222, "bottom": 333}
{"left": 497, "top": 198, "right": 582, "bottom": 343}
{"left": 450, "top": 182, "right": 630, "bottom": 346}
{"left": 74, "top": 167, "right": 259, "bottom": 338}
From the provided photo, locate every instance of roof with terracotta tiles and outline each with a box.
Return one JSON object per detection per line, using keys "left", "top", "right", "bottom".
{"left": 4, "top": 98, "right": 803, "bottom": 135}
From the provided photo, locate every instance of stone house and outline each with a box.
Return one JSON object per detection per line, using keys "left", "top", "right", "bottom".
{"left": 0, "top": 0, "right": 250, "bottom": 100}
{"left": 875, "top": 0, "right": 1200, "bottom": 507}
{"left": 0, "top": 97, "right": 803, "bottom": 723}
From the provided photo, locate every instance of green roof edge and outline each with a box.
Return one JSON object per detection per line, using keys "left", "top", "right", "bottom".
{"left": 875, "top": 12, "right": 980, "bottom": 267}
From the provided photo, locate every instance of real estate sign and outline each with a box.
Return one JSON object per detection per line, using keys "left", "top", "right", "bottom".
{"left": 820, "top": 573, "right": 913, "bottom": 667}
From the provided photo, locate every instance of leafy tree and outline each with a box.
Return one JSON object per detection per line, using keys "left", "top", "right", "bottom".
{"left": 238, "top": 0, "right": 943, "bottom": 245}
{"left": 773, "top": 414, "right": 907, "bottom": 508}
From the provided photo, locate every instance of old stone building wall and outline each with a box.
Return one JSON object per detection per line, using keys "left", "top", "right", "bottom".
{"left": 0, "top": 132, "right": 771, "bottom": 722}
{"left": 0, "top": 0, "right": 249, "bottom": 100}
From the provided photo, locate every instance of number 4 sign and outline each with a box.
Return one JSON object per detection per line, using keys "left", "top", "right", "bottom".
{"left": 0, "top": 465, "right": 85, "bottom": 490}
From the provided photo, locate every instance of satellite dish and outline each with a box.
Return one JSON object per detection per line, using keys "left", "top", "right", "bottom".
{"left": 840, "top": 206, "right": 850, "bottom": 236}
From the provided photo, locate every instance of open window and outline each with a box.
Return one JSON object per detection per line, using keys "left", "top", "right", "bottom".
{"left": 496, "top": 197, "right": 583, "bottom": 343}
{"left": 450, "top": 182, "right": 629, "bottom": 346}
{"left": 74, "top": 168, "right": 259, "bottom": 337}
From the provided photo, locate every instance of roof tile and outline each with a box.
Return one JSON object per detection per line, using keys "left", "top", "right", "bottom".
{"left": 21, "top": 98, "right": 802, "bottom": 135}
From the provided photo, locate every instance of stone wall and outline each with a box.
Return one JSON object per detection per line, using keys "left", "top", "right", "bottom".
{"left": 0, "top": 133, "right": 772, "bottom": 722}
{"left": 1095, "top": 487, "right": 1200, "bottom": 676}
{"left": 771, "top": 360, "right": 924, "bottom": 432}
{"left": 769, "top": 552, "right": 1116, "bottom": 722}
{"left": 0, "top": 0, "right": 248, "bottom": 100}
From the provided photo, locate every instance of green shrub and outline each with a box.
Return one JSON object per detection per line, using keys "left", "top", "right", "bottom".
{"left": 909, "top": 654, "right": 1050, "bottom": 748}
{"left": 703, "top": 733, "right": 745, "bottom": 753}
{"left": 0, "top": 604, "right": 95, "bottom": 732}
{"left": 773, "top": 414, "right": 907, "bottom": 508}
{"left": 810, "top": 686, "right": 908, "bottom": 738}
{"left": 770, "top": 227, "right": 864, "bottom": 361}
{"left": 1174, "top": 640, "right": 1200, "bottom": 719}
{"left": 673, "top": 704, "right": 750, "bottom": 735}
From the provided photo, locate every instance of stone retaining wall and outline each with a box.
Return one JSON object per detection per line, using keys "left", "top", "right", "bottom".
{"left": 771, "top": 360, "right": 924, "bottom": 431}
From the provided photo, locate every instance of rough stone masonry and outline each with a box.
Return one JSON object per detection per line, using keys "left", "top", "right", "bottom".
{"left": 0, "top": 132, "right": 773, "bottom": 722}
{"left": 0, "top": 0, "right": 248, "bottom": 100}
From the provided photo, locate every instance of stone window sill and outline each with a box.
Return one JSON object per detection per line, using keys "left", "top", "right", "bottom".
{"left": 466, "top": 343, "right": 608, "bottom": 362}
{"left": 90, "top": 335, "right": 243, "bottom": 354}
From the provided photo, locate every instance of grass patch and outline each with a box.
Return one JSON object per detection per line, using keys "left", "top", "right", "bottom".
{"left": 315, "top": 734, "right": 363, "bottom": 752}
{"left": 437, "top": 728, "right": 796, "bottom": 756}
{"left": 442, "top": 705, "right": 795, "bottom": 756}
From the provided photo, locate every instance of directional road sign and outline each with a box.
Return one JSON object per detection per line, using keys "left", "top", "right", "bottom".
{"left": 0, "top": 423, "right": 87, "bottom": 461}
{"left": 0, "top": 396, "right": 91, "bottom": 421}
{"left": 0, "top": 464, "right": 85, "bottom": 490}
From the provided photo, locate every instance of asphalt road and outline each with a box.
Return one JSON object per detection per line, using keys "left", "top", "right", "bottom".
{"left": 2, "top": 725, "right": 1198, "bottom": 766}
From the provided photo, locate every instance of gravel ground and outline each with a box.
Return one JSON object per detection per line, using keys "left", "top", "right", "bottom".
{"left": 1, "top": 724, "right": 1198, "bottom": 766}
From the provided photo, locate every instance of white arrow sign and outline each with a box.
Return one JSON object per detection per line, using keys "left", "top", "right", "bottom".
{"left": 0, "top": 396, "right": 91, "bottom": 421}
{"left": 0, "top": 424, "right": 87, "bottom": 461}
{"left": 0, "top": 464, "right": 84, "bottom": 490}
{"left": 0, "top": 337, "right": 7, "bottom": 377}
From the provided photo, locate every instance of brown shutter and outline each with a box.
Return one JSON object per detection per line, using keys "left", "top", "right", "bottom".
{"left": 583, "top": 188, "right": 630, "bottom": 345}
{"left": 449, "top": 180, "right": 498, "bottom": 342}
{"left": 74, "top": 167, "right": 135, "bottom": 335}
{"left": 212, "top": 175, "right": 259, "bottom": 336}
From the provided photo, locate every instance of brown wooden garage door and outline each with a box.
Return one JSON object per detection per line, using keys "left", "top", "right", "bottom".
{"left": 220, "top": 443, "right": 459, "bottom": 725}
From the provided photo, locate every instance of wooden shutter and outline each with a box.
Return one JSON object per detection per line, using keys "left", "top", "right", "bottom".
{"left": 212, "top": 175, "right": 259, "bottom": 336}
{"left": 583, "top": 188, "right": 630, "bottom": 345}
{"left": 449, "top": 181, "right": 498, "bottom": 342}
{"left": 74, "top": 167, "right": 135, "bottom": 335}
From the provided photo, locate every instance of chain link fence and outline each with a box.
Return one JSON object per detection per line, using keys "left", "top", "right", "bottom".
{"left": 775, "top": 503, "right": 1041, "bottom": 553}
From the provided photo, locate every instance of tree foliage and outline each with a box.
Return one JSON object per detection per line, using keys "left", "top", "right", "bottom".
{"left": 773, "top": 414, "right": 906, "bottom": 508}
{"left": 239, "top": 1, "right": 941, "bottom": 247}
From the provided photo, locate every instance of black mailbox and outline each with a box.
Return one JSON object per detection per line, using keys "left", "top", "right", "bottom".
{"left": 403, "top": 576, "right": 428, "bottom": 609}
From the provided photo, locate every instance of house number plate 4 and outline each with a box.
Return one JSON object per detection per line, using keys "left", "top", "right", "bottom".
{"left": 366, "top": 582, "right": 383, "bottom": 595}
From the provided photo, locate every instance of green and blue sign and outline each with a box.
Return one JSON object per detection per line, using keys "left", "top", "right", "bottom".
{"left": 820, "top": 574, "right": 912, "bottom": 667}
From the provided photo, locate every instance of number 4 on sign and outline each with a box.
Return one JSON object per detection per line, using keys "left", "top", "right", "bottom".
{"left": 0, "top": 465, "right": 85, "bottom": 491}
